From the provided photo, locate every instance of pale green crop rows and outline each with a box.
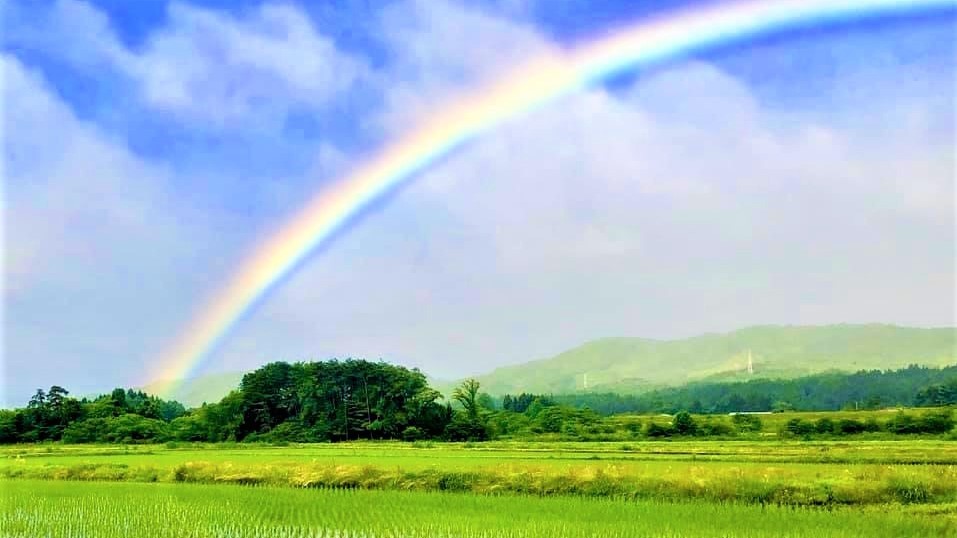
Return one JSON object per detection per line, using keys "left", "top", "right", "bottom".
{"left": 4, "top": 441, "right": 956, "bottom": 506}
{"left": 2, "top": 480, "right": 953, "bottom": 538}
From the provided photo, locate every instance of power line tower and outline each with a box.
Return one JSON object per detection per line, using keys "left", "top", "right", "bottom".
{"left": 747, "top": 349, "right": 754, "bottom": 375}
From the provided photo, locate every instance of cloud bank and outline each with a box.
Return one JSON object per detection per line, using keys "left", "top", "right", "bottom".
{"left": 4, "top": 0, "right": 954, "bottom": 404}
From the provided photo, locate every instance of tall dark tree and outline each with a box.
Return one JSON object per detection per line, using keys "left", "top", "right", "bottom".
{"left": 673, "top": 411, "right": 697, "bottom": 436}
{"left": 238, "top": 361, "right": 298, "bottom": 437}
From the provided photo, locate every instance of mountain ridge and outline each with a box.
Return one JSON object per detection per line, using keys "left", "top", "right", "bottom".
{"left": 465, "top": 324, "right": 955, "bottom": 395}
{"left": 144, "top": 324, "right": 956, "bottom": 406}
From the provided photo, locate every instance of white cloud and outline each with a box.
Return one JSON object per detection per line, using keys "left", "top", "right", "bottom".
{"left": 7, "top": 0, "right": 368, "bottom": 125}
{"left": 4, "top": 55, "right": 161, "bottom": 294}
{"left": 2, "top": 55, "right": 243, "bottom": 402}
{"left": 213, "top": 56, "right": 953, "bottom": 378}
{"left": 3, "top": 0, "right": 132, "bottom": 70}
{"left": 129, "top": 2, "right": 368, "bottom": 123}
{"left": 370, "top": 0, "right": 555, "bottom": 134}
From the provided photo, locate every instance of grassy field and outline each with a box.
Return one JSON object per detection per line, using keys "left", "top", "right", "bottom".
{"left": 4, "top": 479, "right": 955, "bottom": 538}
{"left": 3, "top": 439, "right": 956, "bottom": 507}
{"left": 4, "top": 418, "right": 955, "bottom": 537}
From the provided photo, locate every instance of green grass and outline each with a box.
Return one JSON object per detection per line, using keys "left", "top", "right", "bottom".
{"left": 4, "top": 439, "right": 955, "bottom": 535}
{"left": 3, "top": 440, "right": 956, "bottom": 506}
{"left": 3, "top": 480, "right": 954, "bottom": 538}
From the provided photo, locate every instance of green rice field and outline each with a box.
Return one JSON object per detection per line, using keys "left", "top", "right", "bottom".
{"left": 3, "top": 480, "right": 955, "bottom": 538}
{"left": 2, "top": 439, "right": 956, "bottom": 536}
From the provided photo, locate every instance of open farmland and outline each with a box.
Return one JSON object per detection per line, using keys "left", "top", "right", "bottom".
{"left": 3, "top": 439, "right": 956, "bottom": 509}
{"left": 4, "top": 479, "right": 956, "bottom": 538}
{"left": 7, "top": 0, "right": 957, "bottom": 534}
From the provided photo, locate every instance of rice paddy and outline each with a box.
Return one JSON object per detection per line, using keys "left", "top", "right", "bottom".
{"left": 4, "top": 479, "right": 956, "bottom": 538}
{"left": 2, "top": 439, "right": 956, "bottom": 536}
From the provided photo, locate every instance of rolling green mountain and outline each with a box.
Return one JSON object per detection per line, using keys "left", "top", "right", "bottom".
{"left": 467, "top": 325, "right": 956, "bottom": 395}
{"left": 144, "top": 324, "right": 955, "bottom": 405}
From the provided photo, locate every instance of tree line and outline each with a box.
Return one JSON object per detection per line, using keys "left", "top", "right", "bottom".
{"left": 548, "top": 364, "right": 957, "bottom": 415}
{"left": 781, "top": 412, "right": 954, "bottom": 437}
{"left": 1, "top": 361, "right": 954, "bottom": 444}
{"left": 0, "top": 360, "right": 488, "bottom": 444}
{"left": 0, "top": 387, "right": 186, "bottom": 443}
{"left": 486, "top": 397, "right": 953, "bottom": 440}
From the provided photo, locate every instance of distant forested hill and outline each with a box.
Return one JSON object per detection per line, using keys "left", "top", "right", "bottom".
{"left": 469, "top": 324, "right": 956, "bottom": 395}
{"left": 549, "top": 364, "right": 957, "bottom": 415}
{"left": 142, "top": 324, "right": 955, "bottom": 405}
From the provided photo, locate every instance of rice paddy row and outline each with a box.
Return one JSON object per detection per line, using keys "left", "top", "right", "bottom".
{"left": 3, "top": 440, "right": 955, "bottom": 506}
{"left": 3, "top": 480, "right": 955, "bottom": 538}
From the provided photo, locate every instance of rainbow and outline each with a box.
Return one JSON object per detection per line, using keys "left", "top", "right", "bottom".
{"left": 145, "top": 0, "right": 953, "bottom": 395}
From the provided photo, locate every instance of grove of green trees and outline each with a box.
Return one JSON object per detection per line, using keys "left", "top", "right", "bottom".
{"left": 0, "top": 386, "right": 185, "bottom": 443}
{"left": 1, "top": 360, "right": 486, "bottom": 444}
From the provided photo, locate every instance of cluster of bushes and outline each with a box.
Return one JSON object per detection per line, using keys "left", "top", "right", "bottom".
{"left": 486, "top": 399, "right": 620, "bottom": 440}
{"left": 62, "top": 414, "right": 170, "bottom": 443}
{"left": 644, "top": 412, "right": 745, "bottom": 438}
{"left": 782, "top": 410, "right": 954, "bottom": 437}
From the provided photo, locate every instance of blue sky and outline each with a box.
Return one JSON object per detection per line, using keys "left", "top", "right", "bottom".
{"left": 3, "top": 0, "right": 955, "bottom": 405}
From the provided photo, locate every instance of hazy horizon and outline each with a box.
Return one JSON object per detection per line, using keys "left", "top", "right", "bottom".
{"left": 99, "top": 322, "right": 957, "bottom": 407}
